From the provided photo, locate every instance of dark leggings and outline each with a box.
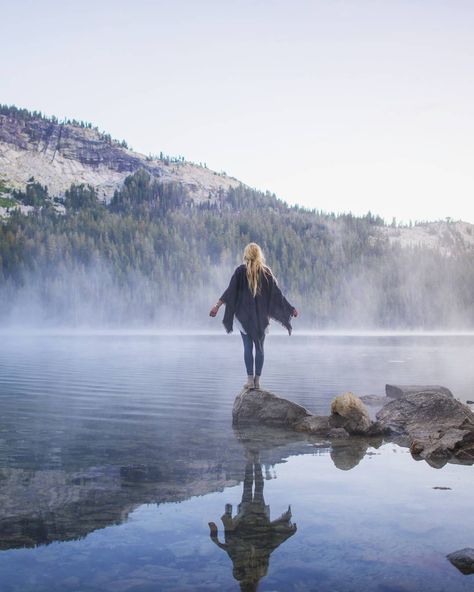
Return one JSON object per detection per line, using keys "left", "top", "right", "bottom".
{"left": 240, "top": 332, "right": 265, "bottom": 376}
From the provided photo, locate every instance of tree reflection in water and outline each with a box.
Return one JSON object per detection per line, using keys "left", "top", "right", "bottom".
{"left": 209, "top": 451, "right": 297, "bottom": 592}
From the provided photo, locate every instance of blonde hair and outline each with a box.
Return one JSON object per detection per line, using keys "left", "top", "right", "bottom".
{"left": 243, "top": 243, "right": 272, "bottom": 297}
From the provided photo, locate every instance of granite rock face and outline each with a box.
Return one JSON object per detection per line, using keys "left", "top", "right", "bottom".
{"left": 0, "top": 112, "right": 241, "bottom": 202}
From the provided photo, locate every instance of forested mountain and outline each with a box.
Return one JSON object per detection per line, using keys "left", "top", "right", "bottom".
{"left": 1, "top": 105, "right": 473, "bottom": 329}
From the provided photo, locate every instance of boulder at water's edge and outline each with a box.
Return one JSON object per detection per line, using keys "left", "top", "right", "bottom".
{"left": 376, "top": 390, "right": 474, "bottom": 465}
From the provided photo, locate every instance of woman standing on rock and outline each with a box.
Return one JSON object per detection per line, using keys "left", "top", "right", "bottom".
{"left": 209, "top": 243, "right": 298, "bottom": 389}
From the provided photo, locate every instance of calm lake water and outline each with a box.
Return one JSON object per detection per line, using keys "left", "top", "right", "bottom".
{"left": 0, "top": 332, "right": 473, "bottom": 591}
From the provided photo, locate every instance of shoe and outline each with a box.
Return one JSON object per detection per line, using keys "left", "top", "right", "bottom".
{"left": 244, "top": 375, "right": 255, "bottom": 389}
{"left": 254, "top": 376, "right": 261, "bottom": 389}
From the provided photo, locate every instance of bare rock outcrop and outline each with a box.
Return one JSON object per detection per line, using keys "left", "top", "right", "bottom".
{"left": 0, "top": 111, "right": 241, "bottom": 203}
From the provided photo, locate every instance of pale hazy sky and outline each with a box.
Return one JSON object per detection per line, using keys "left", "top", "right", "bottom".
{"left": 2, "top": 0, "right": 474, "bottom": 222}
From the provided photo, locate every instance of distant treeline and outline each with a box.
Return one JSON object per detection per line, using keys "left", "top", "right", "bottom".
{"left": 0, "top": 170, "right": 473, "bottom": 328}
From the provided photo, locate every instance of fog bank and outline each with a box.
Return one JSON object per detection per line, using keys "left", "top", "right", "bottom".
{"left": 1, "top": 254, "right": 473, "bottom": 331}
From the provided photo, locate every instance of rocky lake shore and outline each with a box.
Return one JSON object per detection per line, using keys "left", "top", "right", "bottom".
{"left": 233, "top": 384, "right": 474, "bottom": 468}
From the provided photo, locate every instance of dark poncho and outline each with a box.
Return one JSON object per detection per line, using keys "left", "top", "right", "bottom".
{"left": 220, "top": 264, "right": 295, "bottom": 346}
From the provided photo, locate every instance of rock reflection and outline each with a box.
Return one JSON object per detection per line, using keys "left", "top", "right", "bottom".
{"left": 330, "top": 437, "right": 383, "bottom": 471}
{"left": 209, "top": 450, "right": 296, "bottom": 592}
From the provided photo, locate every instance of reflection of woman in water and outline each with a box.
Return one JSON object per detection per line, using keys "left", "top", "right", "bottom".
{"left": 208, "top": 453, "right": 297, "bottom": 592}
{"left": 209, "top": 243, "right": 298, "bottom": 390}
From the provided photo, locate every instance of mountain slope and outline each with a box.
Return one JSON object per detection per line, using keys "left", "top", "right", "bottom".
{"left": 0, "top": 105, "right": 240, "bottom": 203}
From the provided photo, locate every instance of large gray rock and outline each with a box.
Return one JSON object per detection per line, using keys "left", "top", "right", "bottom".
{"left": 376, "top": 391, "right": 474, "bottom": 436}
{"left": 232, "top": 389, "right": 312, "bottom": 427}
{"left": 447, "top": 548, "right": 474, "bottom": 575}
{"left": 377, "top": 390, "right": 474, "bottom": 464}
{"left": 385, "top": 384, "right": 453, "bottom": 399}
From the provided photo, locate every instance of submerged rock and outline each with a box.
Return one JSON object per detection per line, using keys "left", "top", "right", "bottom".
{"left": 447, "top": 548, "right": 474, "bottom": 575}
{"left": 385, "top": 384, "right": 453, "bottom": 399}
{"left": 377, "top": 390, "right": 474, "bottom": 465}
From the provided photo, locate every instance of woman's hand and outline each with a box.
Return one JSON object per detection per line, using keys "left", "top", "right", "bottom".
{"left": 292, "top": 308, "right": 299, "bottom": 318}
{"left": 209, "top": 300, "right": 223, "bottom": 317}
